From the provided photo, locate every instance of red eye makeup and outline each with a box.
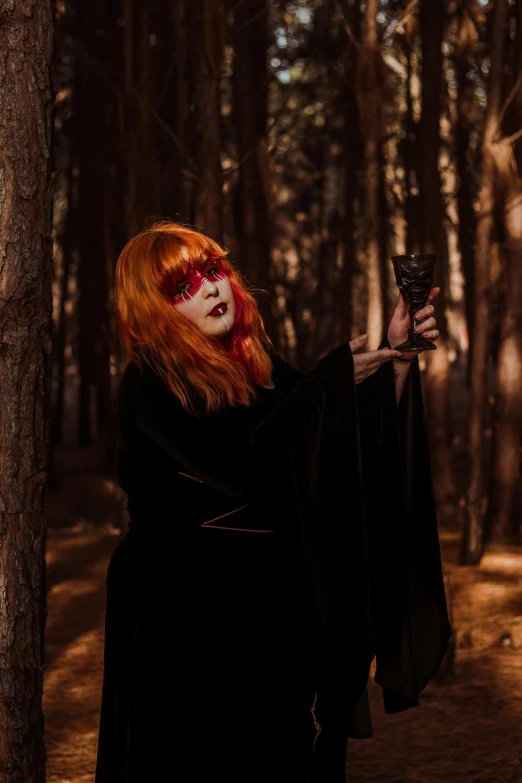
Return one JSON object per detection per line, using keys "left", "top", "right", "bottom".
{"left": 172, "top": 262, "right": 225, "bottom": 304}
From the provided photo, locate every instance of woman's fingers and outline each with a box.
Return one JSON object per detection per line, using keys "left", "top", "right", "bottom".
{"left": 359, "top": 350, "right": 400, "bottom": 368}
{"left": 353, "top": 349, "right": 402, "bottom": 383}
{"left": 349, "top": 334, "right": 368, "bottom": 353}
{"left": 365, "top": 348, "right": 401, "bottom": 365}
{"left": 414, "top": 316, "right": 436, "bottom": 332}
{"left": 414, "top": 304, "right": 434, "bottom": 322}
{"left": 426, "top": 286, "right": 440, "bottom": 304}
{"left": 420, "top": 329, "right": 439, "bottom": 341}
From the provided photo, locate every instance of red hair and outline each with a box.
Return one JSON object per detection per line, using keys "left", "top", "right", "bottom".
{"left": 114, "top": 221, "right": 274, "bottom": 415}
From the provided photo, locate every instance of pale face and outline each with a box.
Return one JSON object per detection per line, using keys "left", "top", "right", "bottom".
{"left": 171, "top": 258, "right": 236, "bottom": 339}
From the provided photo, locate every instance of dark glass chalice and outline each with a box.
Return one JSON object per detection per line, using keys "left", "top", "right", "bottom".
{"left": 391, "top": 254, "right": 437, "bottom": 352}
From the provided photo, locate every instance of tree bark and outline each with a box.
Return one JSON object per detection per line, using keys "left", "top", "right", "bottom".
{"left": 514, "top": 0, "right": 522, "bottom": 174}
{"left": 76, "top": 0, "right": 113, "bottom": 457}
{"left": 232, "top": 0, "right": 277, "bottom": 340}
{"left": 402, "top": 33, "right": 420, "bottom": 254}
{"left": 460, "top": 0, "right": 509, "bottom": 565}
{"left": 189, "top": 0, "right": 224, "bottom": 240}
{"left": 339, "top": 32, "right": 362, "bottom": 345}
{"left": 339, "top": 88, "right": 359, "bottom": 344}
{"left": 0, "top": 2, "right": 54, "bottom": 781}
{"left": 418, "top": 0, "right": 455, "bottom": 511}
{"left": 453, "top": 4, "right": 477, "bottom": 374}
{"left": 485, "top": 0, "right": 522, "bottom": 544}
{"left": 153, "top": 0, "right": 191, "bottom": 223}
{"left": 487, "top": 184, "right": 522, "bottom": 542}
{"left": 356, "top": 0, "right": 384, "bottom": 349}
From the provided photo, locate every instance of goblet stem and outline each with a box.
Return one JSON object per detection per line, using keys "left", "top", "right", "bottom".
{"left": 400, "top": 304, "right": 436, "bottom": 351}
{"left": 409, "top": 306, "right": 421, "bottom": 346}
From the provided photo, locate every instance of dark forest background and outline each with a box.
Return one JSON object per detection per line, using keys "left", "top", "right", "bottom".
{"left": 2, "top": 1, "right": 522, "bottom": 781}
{"left": 50, "top": 0, "right": 522, "bottom": 563}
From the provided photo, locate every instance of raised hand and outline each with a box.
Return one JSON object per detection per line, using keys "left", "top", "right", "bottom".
{"left": 387, "top": 286, "right": 441, "bottom": 361}
{"left": 349, "top": 334, "right": 403, "bottom": 385}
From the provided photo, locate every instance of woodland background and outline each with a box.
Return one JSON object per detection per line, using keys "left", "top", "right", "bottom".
{"left": 49, "top": 0, "right": 522, "bottom": 559}
{"left": 2, "top": 0, "right": 522, "bottom": 781}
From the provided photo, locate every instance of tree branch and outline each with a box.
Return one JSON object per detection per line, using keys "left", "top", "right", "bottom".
{"left": 495, "top": 73, "right": 522, "bottom": 138}
{"left": 332, "top": 0, "right": 360, "bottom": 49}
{"left": 383, "top": 0, "right": 419, "bottom": 42}
{"left": 502, "top": 127, "right": 522, "bottom": 147}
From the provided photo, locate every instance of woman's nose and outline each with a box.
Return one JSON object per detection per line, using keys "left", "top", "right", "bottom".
{"left": 203, "top": 280, "right": 219, "bottom": 297}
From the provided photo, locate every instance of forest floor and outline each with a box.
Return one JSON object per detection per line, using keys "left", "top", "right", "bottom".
{"left": 43, "top": 449, "right": 522, "bottom": 783}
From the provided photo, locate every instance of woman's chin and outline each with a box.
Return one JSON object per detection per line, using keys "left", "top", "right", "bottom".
{"left": 204, "top": 319, "right": 235, "bottom": 340}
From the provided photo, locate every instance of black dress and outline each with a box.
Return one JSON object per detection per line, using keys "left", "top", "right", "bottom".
{"left": 94, "top": 340, "right": 451, "bottom": 783}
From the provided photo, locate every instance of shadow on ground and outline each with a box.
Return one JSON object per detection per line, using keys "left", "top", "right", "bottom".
{"left": 44, "top": 451, "right": 522, "bottom": 783}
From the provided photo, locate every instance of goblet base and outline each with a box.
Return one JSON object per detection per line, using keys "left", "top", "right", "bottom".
{"left": 394, "top": 337, "right": 437, "bottom": 352}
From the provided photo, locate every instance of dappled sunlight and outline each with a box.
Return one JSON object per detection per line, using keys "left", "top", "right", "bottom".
{"left": 350, "top": 538, "right": 522, "bottom": 782}
{"left": 43, "top": 526, "right": 522, "bottom": 782}
{"left": 44, "top": 526, "right": 116, "bottom": 782}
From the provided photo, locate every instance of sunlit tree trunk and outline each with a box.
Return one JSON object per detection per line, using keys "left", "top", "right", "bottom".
{"left": 418, "top": 0, "right": 455, "bottom": 511}
{"left": 460, "top": 0, "right": 509, "bottom": 565}
{"left": 515, "top": 0, "right": 522, "bottom": 175}
{"left": 453, "top": 3, "right": 478, "bottom": 372}
{"left": 486, "top": 1, "right": 522, "bottom": 543}
{"left": 232, "top": 0, "right": 277, "bottom": 340}
{"left": 487, "top": 185, "right": 522, "bottom": 542}
{"left": 0, "top": 2, "right": 54, "bottom": 781}
{"left": 356, "top": 0, "right": 384, "bottom": 348}
{"left": 189, "top": 0, "right": 224, "bottom": 240}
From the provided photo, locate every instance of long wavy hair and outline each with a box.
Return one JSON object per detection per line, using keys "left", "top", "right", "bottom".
{"left": 114, "top": 221, "right": 274, "bottom": 415}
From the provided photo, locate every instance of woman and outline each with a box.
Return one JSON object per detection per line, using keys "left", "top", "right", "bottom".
{"left": 95, "top": 221, "right": 451, "bottom": 783}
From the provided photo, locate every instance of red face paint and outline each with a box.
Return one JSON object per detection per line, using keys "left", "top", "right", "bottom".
{"left": 171, "top": 261, "right": 226, "bottom": 304}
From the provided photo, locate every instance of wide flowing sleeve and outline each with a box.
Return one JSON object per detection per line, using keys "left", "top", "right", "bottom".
{"left": 355, "top": 336, "right": 452, "bottom": 715}
{"left": 253, "top": 338, "right": 451, "bottom": 736}
{"left": 250, "top": 343, "right": 377, "bottom": 737}
{"left": 129, "top": 342, "right": 451, "bottom": 737}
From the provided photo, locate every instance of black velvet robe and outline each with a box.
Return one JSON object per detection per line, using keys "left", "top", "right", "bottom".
{"left": 94, "top": 339, "right": 451, "bottom": 783}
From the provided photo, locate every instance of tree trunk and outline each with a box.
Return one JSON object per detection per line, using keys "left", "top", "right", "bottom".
{"left": 485, "top": 0, "right": 522, "bottom": 544}
{"left": 514, "top": 0, "right": 522, "bottom": 174}
{"left": 153, "top": 0, "right": 191, "bottom": 223}
{"left": 50, "top": 163, "right": 75, "bottom": 484}
{"left": 232, "top": 0, "right": 277, "bottom": 341}
{"left": 378, "top": 142, "right": 390, "bottom": 330}
{"left": 189, "top": 0, "right": 224, "bottom": 240}
{"left": 460, "top": 0, "right": 509, "bottom": 565}
{"left": 339, "top": 83, "right": 361, "bottom": 344}
{"left": 454, "top": 6, "right": 477, "bottom": 375}
{"left": 402, "top": 34, "right": 420, "bottom": 254}
{"left": 337, "top": 86, "right": 362, "bottom": 342}
{"left": 77, "top": 0, "right": 113, "bottom": 459}
{"left": 487, "top": 184, "right": 522, "bottom": 542}
{"left": 0, "top": 2, "right": 54, "bottom": 781}
{"left": 418, "top": 0, "right": 455, "bottom": 512}
{"left": 316, "top": 142, "right": 343, "bottom": 358}
{"left": 356, "top": 0, "right": 384, "bottom": 349}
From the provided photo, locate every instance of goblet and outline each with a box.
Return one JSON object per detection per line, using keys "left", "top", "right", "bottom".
{"left": 391, "top": 254, "right": 437, "bottom": 352}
